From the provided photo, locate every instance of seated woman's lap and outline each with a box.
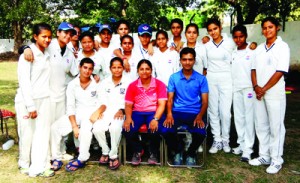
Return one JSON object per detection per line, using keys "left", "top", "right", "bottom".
{"left": 124, "top": 111, "right": 166, "bottom": 133}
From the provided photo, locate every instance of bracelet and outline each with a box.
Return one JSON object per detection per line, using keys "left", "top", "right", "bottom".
{"left": 253, "top": 85, "right": 258, "bottom": 90}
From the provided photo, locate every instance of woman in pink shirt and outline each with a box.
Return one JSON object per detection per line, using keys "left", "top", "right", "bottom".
{"left": 123, "top": 59, "right": 167, "bottom": 166}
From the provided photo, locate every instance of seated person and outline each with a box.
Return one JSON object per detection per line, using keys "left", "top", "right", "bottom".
{"left": 123, "top": 59, "right": 167, "bottom": 166}
{"left": 92, "top": 57, "right": 131, "bottom": 170}
{"left": 50, "top": 58, "right": 106, "bottom": 172}
{"left": 163, "top": 47, "right": 209, "bottom": 166}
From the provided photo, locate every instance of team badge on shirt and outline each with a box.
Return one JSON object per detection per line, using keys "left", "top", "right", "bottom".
{"left": 247, "top": 93, "right": 253, "bottom": 98}
{"left": 246, "top": 55, "right": 250, "bottom": 60}
{"left": 120, "top": 88, "right": 125, "bottom": 94}
{"left": 106, "top": 88, "right": 110, "bottom": 93}
{"left": 91, "top": 91, "right": 97, "bottom": 97}
{"left": 168, "top": 59, "right": 172, "bottom": 63}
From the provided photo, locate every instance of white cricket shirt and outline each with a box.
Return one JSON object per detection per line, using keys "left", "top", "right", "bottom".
{"left": 252, "top": 36, "right": 290, "bottom": 99}
{"left": 232, "top": 46, "right": 255, "bottom": 92}
{"left": 15, "top": 44, "right": 50, "bottom": 112}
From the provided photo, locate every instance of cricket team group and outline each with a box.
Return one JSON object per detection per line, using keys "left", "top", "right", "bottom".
{"left": 14, "top": 15, "right": 290, "bottom": 177}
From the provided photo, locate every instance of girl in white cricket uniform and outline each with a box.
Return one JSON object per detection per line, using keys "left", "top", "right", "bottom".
{"left": 67, "top": 25, "right": 82, "bottom": 58}
{"left": 110, "top": 19, "right": 131, "bottom": 48}
{"left": 77, "top": 31, "right": 106, "bottom": 82}
{"left": 151, "top": 30, "right": 179, "bottom": 85}
{"left": 120, "top": 35, "right": 141, "bottom": 81}
{"left": 15, "top": 23, "right": 54, "bottom": 177}
{"left": 167, "top": 18, "right": 186, "bottom": 52}
{"left": 92, "top": 57, "right": 131, "bottom": 170}
{"left": 205, "top": 18, "right": 235, "bottom": 154}
{"left": 183, "top": 23, "right": 207, "bottom": 75}
{"left": 249, "top": 17, "right": 290, "bottom": 174}
{"left": 22, "top": 22, "right": 79, "bottom": 169}
{"left": 97, "top": 24, "right": 118, "bottom": 78}
{"left": 51, "top": 58, "right": 106, "bottom": 172}
{"left": 231, "top": 25, "right": 255, "bottom": 162}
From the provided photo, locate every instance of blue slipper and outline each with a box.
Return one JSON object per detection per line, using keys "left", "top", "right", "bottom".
{"left": 65, "top": 159, "right": 85, "bottom": 172}
{"left": 51, "top": 159, "right": 63, "bottom": 171}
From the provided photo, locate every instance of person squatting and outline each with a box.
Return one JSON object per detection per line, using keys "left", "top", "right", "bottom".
{"left": 15, "top": 16, "right": 290, "bottom": 177}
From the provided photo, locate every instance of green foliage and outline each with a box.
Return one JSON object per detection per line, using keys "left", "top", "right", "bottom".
{"left": 163, "top": 7, "right": 207, "bottom": 28}
{"left": 208, "top": 0, "right": 300, "bottom": 24}
{"left": 126, "top": 0, "right": 164, "bottom": 31}
{"left": 200, "top": 0, "right": 230, "bottom": 19}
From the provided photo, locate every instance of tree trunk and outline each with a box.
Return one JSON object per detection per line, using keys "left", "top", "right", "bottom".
{"left": 244, "top": 0, "right": 260, "bottom": 24}
{"left": 12, "top": 21, "right": 23, "bottom": 54}
{"left": 235, "top": 3, "right": 244, "bottom": 24}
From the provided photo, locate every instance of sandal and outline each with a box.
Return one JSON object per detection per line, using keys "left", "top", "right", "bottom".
{"left": 51, "top": 159, "right": 63, "bottom": 171}
{"left": 65, "top": 159, "right": 85, "bottom": 172}
{"left": 109, "top": 158, "right": 121, "bottom": 170}
{"left": 99, "top": 154, "right": 109, "bottom": 165}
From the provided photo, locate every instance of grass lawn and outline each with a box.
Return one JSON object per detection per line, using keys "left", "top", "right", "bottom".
{"left": 0, "top": 61, "right": 299, "bottom": 183}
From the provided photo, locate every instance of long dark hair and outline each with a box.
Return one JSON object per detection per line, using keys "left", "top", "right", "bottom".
{"left": 31, "top": 23, "right": 52, "bottom": 43}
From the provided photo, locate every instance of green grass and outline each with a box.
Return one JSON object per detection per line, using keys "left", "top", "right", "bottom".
{"left": 0, "top": 61, "right": 299, "bottom": 183}
{"left": 0, "top": 62, "right": 18, "bottom": 111}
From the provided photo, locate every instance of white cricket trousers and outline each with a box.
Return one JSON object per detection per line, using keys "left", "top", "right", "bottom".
{"left": 16, "top": 97, "right": 51, "bottom": 176}
{"left": 46, "top": 100, "right": 66, "bottom": 169}
{"left": 233, "top": 88, "right": 255, "bottom": 155}
{"left": 92, "top": 109, "right": 124, "bottom": 159}
{"left": 254, "top": 97, "right": 286, "bottom": 164}
{"left": 207, "top": 71, "right": 233, "bottom": 142}
{"left": 51, "top": 107, "right": 101, "bottom": 161}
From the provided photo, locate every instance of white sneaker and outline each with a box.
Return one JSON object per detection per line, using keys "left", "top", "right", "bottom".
{"left": 222, "top": 141, "right": 231, "bottom": 153}
{"left": 266, "top": 162, "right": 282, "bottom": 174}
{"left": 62, "top": 153, "right": 74, "bottom": 161}
{"left": 249, "top": 157, "right": 271, "bottom": 166}
{"left": 198, "top": 145, "right": 203, "bottom": 153}
{"left": 209, "top": 141, "right": 222, "bottom": 154}
{"left": 232, "top": 146, "right": 243, "bottom": 155}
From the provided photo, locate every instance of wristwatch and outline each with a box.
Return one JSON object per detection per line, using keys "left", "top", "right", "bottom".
{"left": 153, "top": 117, "right": 159, "bottom": 121}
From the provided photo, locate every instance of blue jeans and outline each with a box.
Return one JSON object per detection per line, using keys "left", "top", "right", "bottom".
{"left": 123, "top": 111, "right": 166, "bottom": 154}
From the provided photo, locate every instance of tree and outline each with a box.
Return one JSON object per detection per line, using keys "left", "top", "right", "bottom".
{"left": 1, "top": 0, "right": 49, "bottom": 53}
{"left": 217, "top": 0, "right": 300, "bottom": 25}
{"left": 2, "top": 0, "right": 300, "bottom": 53}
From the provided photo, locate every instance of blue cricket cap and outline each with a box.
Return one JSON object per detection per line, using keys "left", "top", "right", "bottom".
{"left": 99, "top": 24, "right": 112, "bottom": 33}
{"left": 58, "top": 22, "right": 76, "bottom": 35}
{"left": 138, "top": 24, "right": 152, "bottom": 36}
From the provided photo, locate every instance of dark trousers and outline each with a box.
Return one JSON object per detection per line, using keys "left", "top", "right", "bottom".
{"left": 123, "top": 111, "right": 165, "bottom": 154}
{"left": 162, "top": 111, "right": 207, "bottom": 157}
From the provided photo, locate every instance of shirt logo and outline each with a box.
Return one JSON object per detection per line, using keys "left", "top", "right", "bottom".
{"left": 106, "top": 89, "right": 110, "bottom": 93}
{"left": 120, "top": 88, "right": 125, "bottom": 94}
{"left": 91, "top": 91, "right": 96, "bottom": 97}
{"left": 168, "top": 60, "right": 172, "bottom": 63}
{"left": 66, "top": 59, "right": 69, "bottom": 63}
{"left": 68, "top": 24, "right": 74, "bottom": 28}
{"left": 247, "top": 93, "right": 253, "bottom": 98}
{"left": 246, "top": 55, "right": 250, "bottom": 60}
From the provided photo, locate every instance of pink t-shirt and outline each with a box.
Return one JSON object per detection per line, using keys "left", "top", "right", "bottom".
{"left": 125, "top": 77, "right": 167, "bottom": 112}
